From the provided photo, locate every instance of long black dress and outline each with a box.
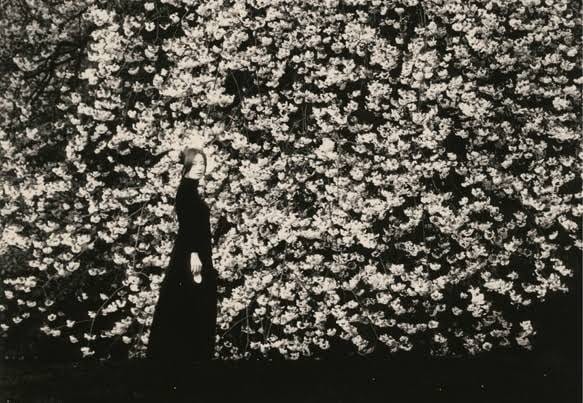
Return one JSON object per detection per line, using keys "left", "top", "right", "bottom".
{"left": 146, "top": 176, "right": 218, "bottom": 361}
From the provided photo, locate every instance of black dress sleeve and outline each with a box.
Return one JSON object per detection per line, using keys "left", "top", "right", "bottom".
{"left": 175, "top": 183, "right": 206, "bottom": 254}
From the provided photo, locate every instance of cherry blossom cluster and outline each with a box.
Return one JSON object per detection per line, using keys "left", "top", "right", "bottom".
{"left": 0, "top": 0, "right": 580, "bottom": 360}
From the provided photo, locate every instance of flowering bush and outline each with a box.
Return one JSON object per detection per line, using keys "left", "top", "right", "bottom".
{"left": 0, "top": 0, "right": 581, "bottom": 360}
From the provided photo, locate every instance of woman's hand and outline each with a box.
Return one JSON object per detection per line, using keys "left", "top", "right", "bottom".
{"left": 190, "top": 253, "right": 202, "bottom": 283}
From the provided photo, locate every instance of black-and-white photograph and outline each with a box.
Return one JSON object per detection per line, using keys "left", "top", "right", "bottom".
{"left": 0, "top": 0, "right": 581, "bottom": 401}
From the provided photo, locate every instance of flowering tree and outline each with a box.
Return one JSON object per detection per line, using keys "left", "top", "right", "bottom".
{"left": 1, "top": 0, "right": 581, "bottom": 360}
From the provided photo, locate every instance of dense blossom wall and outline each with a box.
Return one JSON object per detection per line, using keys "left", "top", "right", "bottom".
{"left": 0, "top": 0, "right": 581, "bottom": 360}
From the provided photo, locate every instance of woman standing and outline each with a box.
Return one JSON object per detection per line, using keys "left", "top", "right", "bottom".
{"left": 147, "top": 147, "right": 218, "bottom": 361}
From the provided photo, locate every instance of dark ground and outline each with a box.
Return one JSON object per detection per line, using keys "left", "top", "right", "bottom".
{"left": 0, "top": 348, "right": 580, "bottom": 403}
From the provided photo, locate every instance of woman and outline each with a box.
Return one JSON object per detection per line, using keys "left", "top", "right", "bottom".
{"left": 146, "top": 147, "right": 218, "bottom": 361}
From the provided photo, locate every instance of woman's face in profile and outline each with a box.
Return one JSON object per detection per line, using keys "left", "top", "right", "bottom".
{"left": 187, "top": 153, "right": 206, "bottom": 180}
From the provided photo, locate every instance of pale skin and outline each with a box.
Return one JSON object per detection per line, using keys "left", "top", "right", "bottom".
{"left": 184, "top": 153, "right": 206, "bottom": 281}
